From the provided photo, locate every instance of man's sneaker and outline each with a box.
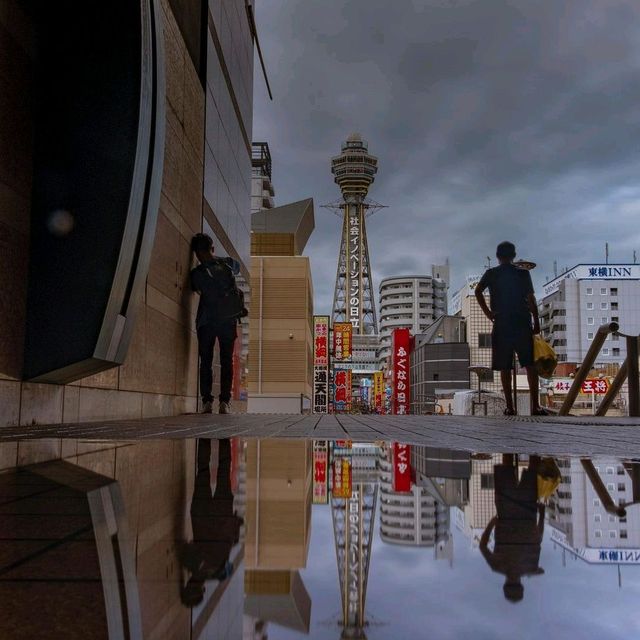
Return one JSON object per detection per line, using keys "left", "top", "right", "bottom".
{"left": 219, "top": 401, "right": 231, "bottom": 415}
{"left": 201, "top": 401, "right": 213, "bottom": 414}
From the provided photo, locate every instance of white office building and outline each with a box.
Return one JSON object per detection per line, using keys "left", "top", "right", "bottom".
{"left": 378, "top": 267, "right": 449, "bottom": 371}
{"left": 539, "top": 264, "right": 640, "bottom": 366}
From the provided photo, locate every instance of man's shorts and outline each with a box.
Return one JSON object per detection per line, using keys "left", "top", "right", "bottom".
{"left": 492, "top": 319, "right": 534, "bottom": 371}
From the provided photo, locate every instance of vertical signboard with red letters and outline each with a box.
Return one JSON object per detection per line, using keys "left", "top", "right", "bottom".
{"left": 313, "top": 316, "right": 330, "bottom": 414}
{"left": 392, "top": 328, "right": 411, "bottom": 415}
{"left": 313, "top": 440, "right": 329, "bottom": 504}
{"left": 392, "top": 443, "right": 412, "bottom": 492}
{"left": 334, "top": 368, "right": 352, "bottom": 412}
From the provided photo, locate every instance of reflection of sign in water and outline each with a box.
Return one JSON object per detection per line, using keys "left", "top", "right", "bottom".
{"left": 392, "top": 443, "right": 412, "bottom": 492}
{"left": 374, "top": 371, "right": 384, "bottom": 412}
{"left": 332, "top": 457, "right": 352, "bottom": 498}
{"left": 550, "top": 527, "right": 640, "bottom": 564}
{"left": 313, "top": 316, "right": 330, "bottom": 413}
{"left": 313, "top": 441, "right": 329, "bottom": 504}
{"left": 346, "top": 488, "right": 361, "bottom": 622}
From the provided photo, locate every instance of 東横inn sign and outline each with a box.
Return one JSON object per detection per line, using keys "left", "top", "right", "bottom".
{"left": 542, "top": 264, "right": 640, "bottom": 298}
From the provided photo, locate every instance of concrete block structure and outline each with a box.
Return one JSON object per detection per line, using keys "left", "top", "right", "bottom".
{"left": 0, "top": 0, "right": 255, "bottom": 426}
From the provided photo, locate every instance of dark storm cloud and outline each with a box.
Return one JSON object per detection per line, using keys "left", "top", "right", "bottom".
{"left": 253, "top": 0, "right": 640, "bottom": 313}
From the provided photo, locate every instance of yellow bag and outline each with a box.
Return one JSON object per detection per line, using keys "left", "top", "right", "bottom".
{"left": 533, "top": 335, "right": 557, "bottom": 378}
{"left": 537, "top": 457, "right": 561, "bottom": 501}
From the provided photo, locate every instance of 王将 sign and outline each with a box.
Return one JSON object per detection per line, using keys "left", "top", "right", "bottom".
{"left": 581, "top": 378, "right": 610, "bottom": 394}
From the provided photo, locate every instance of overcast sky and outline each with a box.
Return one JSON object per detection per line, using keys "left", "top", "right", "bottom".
{"left": 252, "top": 0, "right": 640, "bottom": 315}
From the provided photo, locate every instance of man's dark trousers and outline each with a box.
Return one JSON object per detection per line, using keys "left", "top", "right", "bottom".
{"left": 198, "top": 321, "right": 236, "bottom": 403}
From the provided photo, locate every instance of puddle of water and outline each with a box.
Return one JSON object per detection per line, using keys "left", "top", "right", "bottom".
{"left": 1, "top": 438, "right": 639, "bottom": 639}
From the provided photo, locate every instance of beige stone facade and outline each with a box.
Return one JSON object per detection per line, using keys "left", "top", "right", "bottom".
{"left": 248, "top": 256, "right": 314, "bottom": 412}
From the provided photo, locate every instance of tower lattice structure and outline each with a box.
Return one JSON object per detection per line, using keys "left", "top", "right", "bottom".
{"left": 326, "top": 135, "right": 385, "bottom": 336}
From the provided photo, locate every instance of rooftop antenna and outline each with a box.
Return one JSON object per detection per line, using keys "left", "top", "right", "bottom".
{"left": 634, "top": 250, "right": 637, "bottom": 264}
{"left": 553, "top": 260, "right": 558, "bottom": 278}
{"left": 485, "top": 256, "right": 491, "bottom": 269}
{"left": 605, "top": 242, "right": 609, "bottom": 264}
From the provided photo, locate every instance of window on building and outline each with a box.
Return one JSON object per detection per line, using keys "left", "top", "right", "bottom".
{"left": 612, "top": 316, "right": 619, "bottom": 323}
{"left": 613, "top": 348, "right": 620, "bottom": 356}
{"left": 621, "top": 530, "right": 628, "bottom": 539}
{"left": 586, "top": 287, "right": 593, "bottom": 295}
{"left": 601, "top": 317, "right": 608, "bottom": 325}
{"left": 587, "top": 317, "right": 594, "bottom": 325}
{"left": 595, "top": 530, "right": 602, "bottom": 538}
{"left": 601, "top": 287, "right": 607, "bottom": 295}
{"left": 609, "top": 515, "right": 616, "bottom": 522}
{"left": 433, "top": 373, "right": 439, "bottom": 381}
{"left": 587, "top": 332, "right": 594, "bottom": 340}
{"left": 610, "top": 287, "right": 618, "bottom": 296}
{"left": 481, "top": 474, "right": 495, "bottom": 489}
{"left": 612, "top": 334, "right": 620, "bottom": 341}
{"left": 601, "top": 302, "right": 608, "bottom": 310}
{"left": 594, "top": 514, "right": 601, "bottom": 522}
{"left": 618, "top": 483, "right": 626, "bottom": 492}
{"left": 587, "top": 302, "right": 594, "bottom": 310}
{"left": 609, "top": 530, "right": 617, "bottom": 538}
{"left": 607, "top": 483, "right": 615, "bottom": 491}
{"left": 620, "top": 516, "right": 627, "bottom": 523}
{"left": 478, "top": 333, "right": 492, "bottom": 348}
{"left": 593, "top": 499, "right": 601, "bottom": 507}
{"left": 602, "top": 348, "right": 609, "bottom": 356}
{"left": 606, "top": 467, "right": 614, "bottom": 474}
{"left": 611, "top": 302, "right": 619, "bottom": 310}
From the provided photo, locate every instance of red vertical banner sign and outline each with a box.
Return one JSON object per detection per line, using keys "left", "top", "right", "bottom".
{"left": 392, "top": 328, "right": 411, "bottom": 415}
{"left": 313, "top": 316, "right": 330, "bottom": 413}
{"left": 392, "top": 443, "right": 412, "bottom": 492}
{"left": 334, "top": 369, "right": 352, "bottom": 412}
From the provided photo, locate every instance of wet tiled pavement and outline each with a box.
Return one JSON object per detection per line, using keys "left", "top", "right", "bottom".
{"left": 1, "top": 413, "right": 640, "bottom": 456}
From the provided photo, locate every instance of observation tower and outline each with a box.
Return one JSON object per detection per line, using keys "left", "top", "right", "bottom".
{"left": 326, "top": 135, "right": 384, "bottom": 335}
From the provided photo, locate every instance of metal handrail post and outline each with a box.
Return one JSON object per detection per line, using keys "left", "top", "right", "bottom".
{"left": 627, "top": 336, "right": 639, "bottom": 417}
{"left": 596, "top": 358, "right": 628, "bottom": 416}
{"left": 559, "top": 322, "right": 619, "bottom": 416}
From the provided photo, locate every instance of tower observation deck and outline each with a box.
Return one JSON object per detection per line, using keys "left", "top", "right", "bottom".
{"left": 327, "top": 135, "right": 383, "bottom": 335}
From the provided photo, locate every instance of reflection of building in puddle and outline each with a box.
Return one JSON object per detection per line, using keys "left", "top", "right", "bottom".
{"left": 455, "top": 454, "right": 502, "bottom": 547}
{"left": 548, "top": 457, "right": 640, "bottom": 573}
{"left": 0, "top": 438, "right": 248, "bottom": 640}
{"left": 379, "top": 447, "right": 459, "bottom": 561}
{"left": 244, "top": 439, "right": 313, "bottom": 635}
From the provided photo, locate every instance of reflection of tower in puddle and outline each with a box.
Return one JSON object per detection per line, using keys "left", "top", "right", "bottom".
{"left": 244, "top": 440, "right": 313, "bottom": 636}
{"left": 378, "top": 448, "right": 453, "bottom": 561}
{"left": 331, "top": 443, "right": 379, "bottom": 639}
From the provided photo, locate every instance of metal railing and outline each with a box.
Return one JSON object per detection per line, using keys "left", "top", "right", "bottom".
{"left": 558, "top": 322, "right": 640, "bottom": 417}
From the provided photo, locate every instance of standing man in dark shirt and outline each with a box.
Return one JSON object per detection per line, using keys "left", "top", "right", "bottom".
{"left": 475, "top": 241, "right": 546, "bottom": 416}
{"left": 190, "top": 233, "right": 240, "bottom": 414}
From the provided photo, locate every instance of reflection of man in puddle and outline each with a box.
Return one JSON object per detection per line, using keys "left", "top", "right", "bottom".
{"left": 181, "top": 439, "right": 243, "bottom": 607}
{"left": 480, "top": 455, "right": 545, "bottom": 603}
